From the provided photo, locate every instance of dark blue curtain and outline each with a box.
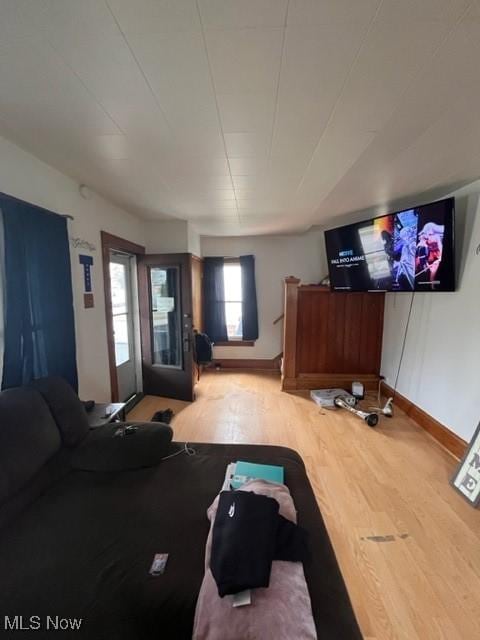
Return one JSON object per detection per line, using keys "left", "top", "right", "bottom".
{"left": 0, "top": 193, "right": 78, "bottom": 391}
{"left": 203, "top": 257, "right": 228, "bottom": 343}
{"left": 240, "top": 254, "right": 259, "bottom": 341}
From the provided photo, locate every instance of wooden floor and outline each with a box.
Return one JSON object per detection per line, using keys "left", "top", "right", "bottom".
{"left": 128, "top": 371, "right": 480, "bottom": 640}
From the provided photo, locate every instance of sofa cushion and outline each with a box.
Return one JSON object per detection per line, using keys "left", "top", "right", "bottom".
{"left": 0, "top": 387, "right": 61, "bottom": 503}
{"left": 30, "top": 376, "right": 89, "bottom": 447}
{"left": 71, "top": 422, "right": 173, "bottom": 471}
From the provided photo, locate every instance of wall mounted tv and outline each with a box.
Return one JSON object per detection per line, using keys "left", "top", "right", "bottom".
{"left": 324, "top": 197, "right": 455, "bottom": 292}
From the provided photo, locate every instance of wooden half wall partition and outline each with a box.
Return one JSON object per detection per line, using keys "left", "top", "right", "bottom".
{"left": 281, "top": 277, "right": 385, "bottom": 392}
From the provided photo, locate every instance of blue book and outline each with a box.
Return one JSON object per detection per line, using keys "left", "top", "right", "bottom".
{"left": 231, "top": 460, "right": 284, "bottom": 490}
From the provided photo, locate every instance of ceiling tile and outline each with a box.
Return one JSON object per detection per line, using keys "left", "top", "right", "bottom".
{"left": 0, "top": 0, "right": 51, "bottom": 42}
{"left": 175, "top": 157, "right": 231, "bottom": 177}
{"left": 41, "top": 0, "right": 119, "bottom": 42}
{"left": 205, "top": 28, "right": 284, "bottom": 94}
{"left": 271, "top": 24, "right": 366, "bottom": 160}
{"left": 237, "top": 214, "right": 310, "bottom": 235}
{"left": 271, "top": 96, "right": 336, "bottom": 161}
{"left": 195, "top": 220, "right": 244, "bottom": 235}
{"left": 106, "top": 0, "right": 200, "bottom": 34}
{"left": 224, "top": 132, "right": 270, "bottom": 158}
{"left": 239, "top": 211, "right": 284, "bottom": 219}
{"left": 229, "top": 157, "right": 269, "bottom": 175}
{"left": 313, "top": 16, "right": 480, "bottom": 223}
{"left": 198, "top": 0, "right": 288, "bottom": 28}
{"left": 232, "top": 175, "right": 269, "bottom": 190}
{"left": 95, "top": 134, "right": 129, "bottom": 159}
{"left": 287, "top": 0, "right": 380, "bottom": 26}
{"left": 172, "top": 192, "right": 238, "bottom": 205}
{"left": 328, "top": 18, "right": 453, "bottom": 133}
{"left": 180, "top": 207, "right": 238, "bottom": 217}
{"left": 217, "top": 92, "right": 276, "bottom": 133}
{"left": 44, "top": 30, "right": 173, "bottom": 142}
{"left": 169, "top": 128, "right": 226, "bottom": 157}
{"left": 126, "top": 29, "right": 219, "bottom": 131}
{"left": 234, "top": 186, "right": 273, "bottom": 200}
{"left": 184, "top": 215, "right": 240, "bottom": 225}
{"left": 1, "top": 0, "right": 480, "bottom": 237}
{"left": 167, "top": 174, "right": 234, "bottom": 190}
{"left": 296, "top": 126, "right": 377, "bottom": 211}
{"left": 279, "top": 25, "right": 366, "bottom": 99}
{"left": 207, "top": 189, "right": 238, "bottom": 200}
{"left": 0, "top": 39, "right": 119, "bottom": 138}
{"left": 376, "top": 0, "right": 469, "bottom": 23}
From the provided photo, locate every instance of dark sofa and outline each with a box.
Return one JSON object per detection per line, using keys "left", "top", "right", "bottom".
{"left": 0, "top": 378, "right": 362, "bottom": 639}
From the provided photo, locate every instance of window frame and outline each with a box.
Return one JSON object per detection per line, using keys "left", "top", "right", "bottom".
{"left": 220, "top": 258, "right": 255, "bottom": 346}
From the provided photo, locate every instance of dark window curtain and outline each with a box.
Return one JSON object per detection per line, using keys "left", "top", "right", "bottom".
{"left": 0, "top": 193, "right": 78, "bottom": 391}
{"left": 203, "top": 257, "right": 228, "bottom": 343}
{"left": 240, "top": 254, "right": 259, "bottom": 341}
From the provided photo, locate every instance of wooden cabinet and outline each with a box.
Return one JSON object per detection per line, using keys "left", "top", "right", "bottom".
{"left": 282, "top": 279, "right": 384, "bottom": 391}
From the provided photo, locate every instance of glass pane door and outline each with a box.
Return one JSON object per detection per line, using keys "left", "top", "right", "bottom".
{"left": 137, "top": 253, "right": 194, "bottom": 401}
{"left": 109, "top": 253, "right": 137, "bottom": 402}
{"left": 150, "top": 266, "right": 182, "bottom": 368}
{"left": 110, "top": 261, "right": 130, "bottom": 365}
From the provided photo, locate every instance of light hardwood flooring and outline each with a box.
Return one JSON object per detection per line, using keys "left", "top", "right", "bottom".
{"left": 128, "top": 370, "right": 480, "bottom": 640}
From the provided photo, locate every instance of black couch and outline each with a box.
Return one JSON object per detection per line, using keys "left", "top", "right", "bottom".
{"left": 0, "top": 378, "right": 362, "bottom": 639}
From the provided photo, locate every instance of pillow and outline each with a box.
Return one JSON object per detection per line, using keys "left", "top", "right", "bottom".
{"left": 29, "top": 377, "right": 89, "bottom": 447}
{"left": 71, "top": 422, "right": 173, "bottom": 471}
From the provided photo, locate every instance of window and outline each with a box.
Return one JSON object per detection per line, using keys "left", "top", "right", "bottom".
{"left": 149, "top": 266, "right": 182, "bottom": 367}
{"left": 203, "top": 255, "right": 257, "bottom": 344}
{"left": 223, "top": 262, "right": 243, "bottom": 340}
{"left": 109, "top": 261, "right": 130, "bottom": 366}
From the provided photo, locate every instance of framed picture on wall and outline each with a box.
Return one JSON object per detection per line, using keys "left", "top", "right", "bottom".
{"left": 451, "top": 421, "right": 480, "bottom": 507}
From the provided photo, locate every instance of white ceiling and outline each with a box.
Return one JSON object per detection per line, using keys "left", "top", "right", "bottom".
{"left": 0, "top": 0, "right": 480, "bottom": 235}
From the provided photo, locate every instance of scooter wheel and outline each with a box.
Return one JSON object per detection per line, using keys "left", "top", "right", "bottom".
{"left": 366, "top": 414, "right": 378, "bottom": 427}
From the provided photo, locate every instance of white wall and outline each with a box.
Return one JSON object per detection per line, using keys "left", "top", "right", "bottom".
{"left": 0, "top": 135, "right": 144, "bottom": 402}
{"left": 201, "top": 230, "right": 327, "bottom": 360}
{"left": 381, "top": 180, "right": 480, "bottom": 441}
{"left": 145, "top": 220, "right": 201, "bottom": 256}
{"left": 187, "top": 222, "right": 201, "bottom": 257}
{"left": 144, "top": 220, "right": 189, "bottom": 253}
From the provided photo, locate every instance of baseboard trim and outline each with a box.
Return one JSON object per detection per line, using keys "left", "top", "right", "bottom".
{"left": 213, "top": 357, "right": 281, "bottom": 371}
{"left": 381, "top": 382, "right": 467, "bottom": 459}
{"left": 283, "top": 373, "right": 380, "bottom": 392}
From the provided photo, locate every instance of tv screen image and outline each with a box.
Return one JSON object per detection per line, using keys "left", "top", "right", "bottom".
{"left": 324, "top": 198, "right": 455, "bottom": 292}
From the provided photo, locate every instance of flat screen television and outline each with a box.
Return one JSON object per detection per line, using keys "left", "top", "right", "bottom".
{"left": 324, "top": 197, "right": 455, "bottom": 292}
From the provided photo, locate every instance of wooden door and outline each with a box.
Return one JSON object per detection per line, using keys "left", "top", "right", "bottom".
{"left": 137, "top": 253, "right": 195, "bottom": 401}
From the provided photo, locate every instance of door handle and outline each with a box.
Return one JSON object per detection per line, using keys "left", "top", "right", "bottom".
{"left": 183, "top": 333, "right": 191, "bottom": 353}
